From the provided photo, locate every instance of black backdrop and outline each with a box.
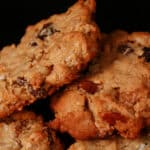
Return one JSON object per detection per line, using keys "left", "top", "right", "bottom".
{"left": 0, "top": 0, "right": 150, "bottom": 48}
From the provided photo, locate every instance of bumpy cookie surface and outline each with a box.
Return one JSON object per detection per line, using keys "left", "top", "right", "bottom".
{"left": 0, "top": 0, "right": 100, "bottom": 117}
{"left": 50, "top": 31, "right": 150, "bottom": 139}
{"left": 68, "top": 133, "right": 150, "bottom": 150}
{"left": 0, "top": 111, "right": 63, "bottom": 150}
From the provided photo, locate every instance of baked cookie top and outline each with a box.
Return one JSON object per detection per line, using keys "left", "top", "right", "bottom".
{"left": 68, "top": 133, "right": 150, "bottom": 150}
{"left": 0, "top": 111, "right": 63, "bottom": 150}
{"left": 20, "top": 0, "right": 99, "bottom": 45}
{"left": 0, "top": 0, "right": 100, "bottom": 118}
{"left": 50, "top": 30, "right": 150, "bottom": 140}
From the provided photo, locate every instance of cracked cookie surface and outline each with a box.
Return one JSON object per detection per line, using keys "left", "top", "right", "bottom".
{"left": 0, "top": 111, "right": 63, "bottom": 150}
{"left": 50, "top": 30, "right": 150, "bottom": 140}
{"left": 0, "top": 0, "right": 100, "bottom": 118}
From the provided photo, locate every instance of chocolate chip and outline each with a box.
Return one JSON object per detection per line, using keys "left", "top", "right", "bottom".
{"left": 79, "top": 80, "right": 98, "bottom": 94}
{"left": 13, "top": 77, "right": 27, "bottom": 86}
{"left": 117, "top": 44, "right": 134, "bottom": 55}
{"left": 37, "top": 23, "right": 60, "bottom": 40}
{"left": 28, "top": 84, "right": 47, "bottom": 99}
{"left": 142, "top": 47, "right": 150, "bottom": 62}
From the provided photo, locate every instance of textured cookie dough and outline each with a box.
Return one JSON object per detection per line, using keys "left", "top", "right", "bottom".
{"left": 50, "top": 30, "right": 150, "bottom": 140}
{"left": 0, "top": 0, "right": 100, "bottom": 118}
{"left": 0, "top": 111, "right": 63, "bottom": 150}
{"left": 68, "top": 134, "right": 150, "bottom": 150}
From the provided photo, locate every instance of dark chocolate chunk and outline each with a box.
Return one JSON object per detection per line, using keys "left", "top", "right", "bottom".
{"left": 37, "top": 23, "right": 60, "bottom": 40}
{"left": 142, "top": 47, "right": 150, "bottom": 62}
{"left": 117, "top": 44, "right": 134, "bottom": 55}
{"left": 13, "top": 77, "right": 27, "bottom": 86}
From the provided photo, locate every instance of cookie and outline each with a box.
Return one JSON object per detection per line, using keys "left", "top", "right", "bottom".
{"left": 0, "top": 0, "right": 100, "bottom": 117}
{"left": 20, "top": 0, "right": 99, "bottom": 45}
{"left": 68, "top": 134, "right": 150, "bottom": 150}
{"left": 0, "top": 110, "right": 63, "bottom": 150}
{"left": 50, "top": 30, "right": 150, "bottom": 140}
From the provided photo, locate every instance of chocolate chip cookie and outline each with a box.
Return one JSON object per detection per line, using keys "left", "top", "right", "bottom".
{"left": 0, "top": 0, "right": 100, "bottom": 118}
{"left": 0, "top": 111, "right": 63, "bottom": 150}
{"left": 50, "top": 30, "right": 150, "bottom": 140}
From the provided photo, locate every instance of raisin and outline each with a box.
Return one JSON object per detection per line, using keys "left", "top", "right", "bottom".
{"left": 37, "top": 23, "right": 60, "bottom": 40}
{"left": 28, "top": 84, "right": 47, "bottom": 99}
{"left": 13, "top": 77, "right": 27, "bottom": 86}
{"left": 101, "top": 112, "right": 127, "bottom": 125}
{"left": 84, "top": 99, "right": 89, "bottom": 111}
{"left": 79, "top": 80, "right": 98, "bottom": 94}
{"left": 30, "top": 41, "right": 38, "bottom": 46}
{"left": 142, "top": 47, "right": 150, "bottom": 62}
{"left": 13, "top": 77, "right": 47, "bottom": 99}
{"left": 117, "top": 44, "right": 133, "bottom": 55}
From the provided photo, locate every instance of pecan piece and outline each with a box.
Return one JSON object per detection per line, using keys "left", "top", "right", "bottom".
{"left": 79, "top": 80, "right": 98, "bottom": 94}
{"left": 101, "top": 112, "right": 127, "bottom": 125}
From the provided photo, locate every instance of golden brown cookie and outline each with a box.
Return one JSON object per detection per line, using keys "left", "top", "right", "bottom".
{"left": 50, "top": 30, "right": 150, "bottom": 140}
{"left": 0, "top": 0, "right": 100, "bottom": 118}
{"left": 0, "top": 111, "right": 63, "bottom": 150}
{"left": 68, "top": 133, "right": 150, "bottom": 150}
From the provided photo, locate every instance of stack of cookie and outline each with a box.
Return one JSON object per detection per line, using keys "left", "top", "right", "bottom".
{"left": 0, "top": 0, "right": 149, "bottom": 149}
{"left": 0, "top": 0, "right": 99, "bottom": 149}
{"left": 56, "top": 30, "right": 150, "bottom": 150}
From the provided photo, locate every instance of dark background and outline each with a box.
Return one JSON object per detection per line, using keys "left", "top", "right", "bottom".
{"left": 0, "top": 0, "right": 149, "bottom": 48}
